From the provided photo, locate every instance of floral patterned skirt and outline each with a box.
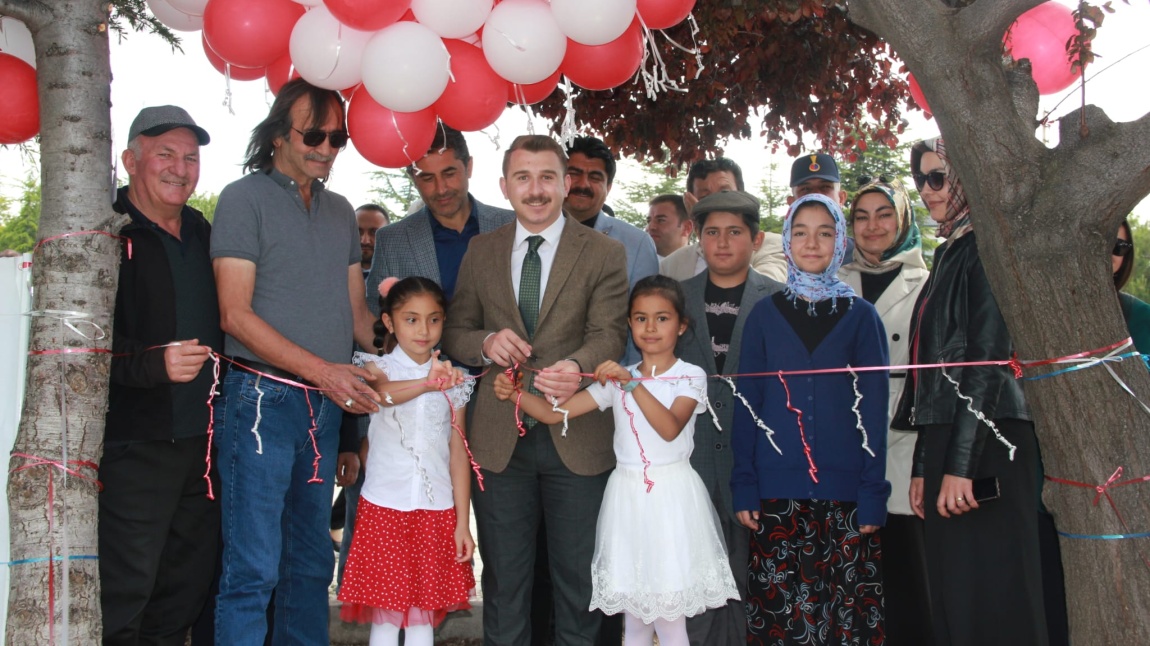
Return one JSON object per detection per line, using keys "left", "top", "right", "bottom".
{"left": 746, "top": 499, "right": 884, "bottom": 646}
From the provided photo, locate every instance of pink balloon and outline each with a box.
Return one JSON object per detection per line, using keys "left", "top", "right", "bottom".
{"left": 266, "top": 52, "right": 300, "bottom": 95}
{"left": 435, "top": 40, "right": 507, "bottom": 131}
{"left": 1006, "top": 1, "right": 1081, "bottom": 95}
{"left": 323, "top": 0, "right": 411, "bottom": 31}
{"left": 347, "top": 92, "right": 438, "bottom": 168}
{"left": 0, "top": 53, "right": 38, "bottom": 144}
{"left": 561, "top": 18, "right": 643, "bottom": 92}
{"left": 907, "top": 73, "right": 930, "bottom": 116}
{"left": 202, "top": 33, "right": 266, "bottom": 81}
{"left": 203, "top": 0, "right": 304, "bottom": 69}
{"left": 507, "top": 69, "right": 561, "bottom": 105}
{"left": 636, "top": 0, "right": 695, "bottom": 30}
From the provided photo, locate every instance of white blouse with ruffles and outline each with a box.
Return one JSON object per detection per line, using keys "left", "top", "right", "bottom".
{"left": 354, "top": 348, "right": 473, "bottom": 512}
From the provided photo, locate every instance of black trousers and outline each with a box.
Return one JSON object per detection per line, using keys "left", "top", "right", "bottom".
{"left": 473, "top": 426, "right": 610, "bottom": 646}
{"left": 922, "top": 420, "right": 1048, "bottom": 646}
{"left": 881, "top": 513, "right": 933, "bottom": 646}
{"left": 99, "top": 436, "right": 220, "bottom": 646}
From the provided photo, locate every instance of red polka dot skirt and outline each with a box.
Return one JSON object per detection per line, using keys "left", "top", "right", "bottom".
{"left": 338, "top": 498, "right": 475, "bottom": 628}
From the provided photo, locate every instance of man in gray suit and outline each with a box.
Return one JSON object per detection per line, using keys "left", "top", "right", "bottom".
{"left": 675, "top": 190, "right": 784, "bottom": 645}
{"left": 563, "top": 135, "right": 658, "bottom": 291}
{"left": 444, "top": 135, "right": 629, "bottom": 646}
{"left": 365, "top": 124, "right": 513, "bottom": 313}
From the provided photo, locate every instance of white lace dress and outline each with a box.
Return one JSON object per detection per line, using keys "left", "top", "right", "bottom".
{"left": 586, "top": 359, "right": 738, "bottom": 623}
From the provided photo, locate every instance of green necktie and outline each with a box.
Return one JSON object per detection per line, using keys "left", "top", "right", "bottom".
{"left": 518, "top": 235, "right": 544, "bottom": 428}
{"left": 519, "top": 235, "right": 544, "bottom": 339}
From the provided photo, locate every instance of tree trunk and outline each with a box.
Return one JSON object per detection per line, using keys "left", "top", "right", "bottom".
{"left": 850, "top": 0, "right": 1150, "bottom": 642}
{"left": 1, "top": 1, "right": 116, "bottom": 642}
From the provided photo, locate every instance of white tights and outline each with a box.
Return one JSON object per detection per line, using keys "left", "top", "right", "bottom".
{"left": 368, "top": 621, "right": 434, "bottom": 646}
{"left": 622, "top": 612, "right": 688, "bottom": 646}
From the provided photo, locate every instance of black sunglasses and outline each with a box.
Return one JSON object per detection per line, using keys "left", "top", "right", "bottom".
{"left": 292, "top": 127, "right": 349, "bottom": 149}
{"left": 912, "top": 170, "right": 946, "bottom": 191}
{"left": 857, "top": 174, "right": 891, "bottom": 188}
{"left": 1114, "top": 239, "right": 1134, "bottom": 258}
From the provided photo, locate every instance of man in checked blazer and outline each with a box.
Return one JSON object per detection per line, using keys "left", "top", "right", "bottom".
{"left": 365, "top": 124, "right": 514, "bottom": 316}
{"left": 443, "top": 135, "right": 629, "bottom": 645}
{"left": 674, "top": 190, "right": 784, "bottom": 646}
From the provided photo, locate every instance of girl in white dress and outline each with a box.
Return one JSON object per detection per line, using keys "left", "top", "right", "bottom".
{"left": 494, "top": 275, "right": 737, "bottom": 646}
{"left": 338, "top": 276, "right": 475, "bottom": 646}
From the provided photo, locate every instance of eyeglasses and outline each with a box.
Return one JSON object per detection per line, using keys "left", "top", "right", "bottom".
{"left": 912, "top": 170, "right": 946, "bottom": 191}
{"left": 1114, "top": 239, "right": 1133, "bottom": 257}
{"left": 292, "top": 127, "right": 349, "bottom": 149}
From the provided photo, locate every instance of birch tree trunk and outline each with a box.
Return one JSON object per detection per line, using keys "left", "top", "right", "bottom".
{"left": 849, "top": 0, "right": 1150, "bottom": 642}
{"left": 0, "top": 1, "right": 117, "bottom": 642}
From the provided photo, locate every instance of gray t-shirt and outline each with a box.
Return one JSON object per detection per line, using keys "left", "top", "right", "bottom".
{"left": 211, "top": 169, "right": 359, "bottom": 365}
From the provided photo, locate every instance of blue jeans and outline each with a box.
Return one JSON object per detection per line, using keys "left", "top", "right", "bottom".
{"left": 214, "top": 370, "right": 340, "bottom": 645}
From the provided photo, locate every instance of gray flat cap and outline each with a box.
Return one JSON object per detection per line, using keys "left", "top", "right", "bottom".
{"left": 128, "top": 105, "right": 210, "bottom": 145}
{"left": 691, "top": 190, "right": 761, "bottom": 223}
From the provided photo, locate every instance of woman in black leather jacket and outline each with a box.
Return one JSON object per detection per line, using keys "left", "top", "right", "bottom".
{"left": 893, "top": 138, "right": 1048, "bottom": 646}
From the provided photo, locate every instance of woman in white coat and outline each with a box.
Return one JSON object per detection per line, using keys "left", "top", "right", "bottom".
{"left": 839, "top": 178, "right": 931, "bottom": 645}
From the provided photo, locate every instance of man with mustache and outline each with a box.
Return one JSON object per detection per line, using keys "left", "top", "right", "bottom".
{"left": 101, "top": 105, "right": 221, "bottom": 645}
{"left": 365, "top": 124, "right": 513, "bottom": 311}
{"left": 444, "top": 134, "right": 629, "bottom": 646}
{"left": 355, "top": 203, "right": 390, "bottom": 275}
{"left": 564, "top": 136, "right": 659, "bottom": 292}
{"left": 210, "top": 79, "right": 379, "bottom": 644}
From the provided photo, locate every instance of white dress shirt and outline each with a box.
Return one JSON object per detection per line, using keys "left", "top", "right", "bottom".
{"left": 510, "top": 215, "right": 566, "bottom": 304}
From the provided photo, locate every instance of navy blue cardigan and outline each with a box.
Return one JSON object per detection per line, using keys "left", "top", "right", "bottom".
{"left": 730, "top": 296, "right": 892, "bottom": 527}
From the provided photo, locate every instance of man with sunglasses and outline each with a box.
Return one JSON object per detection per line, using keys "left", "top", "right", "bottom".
{"left": 210, "top": 79, "right": 379, "bottom": 645}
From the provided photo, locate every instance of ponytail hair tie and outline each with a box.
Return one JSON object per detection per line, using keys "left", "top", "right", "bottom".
{"left": 379, "top": 276, "right": 399, "bottom": 298}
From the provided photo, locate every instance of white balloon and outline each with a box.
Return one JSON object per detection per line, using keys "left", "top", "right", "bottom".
{"left": 166, "top": 0, "right": 208, "bottom": 16}
{"left": 411, "top": 0, "right": 492, "bottom": 40}
{"left": 361, "top": 22, "right": 450, "bottom": 113}
{"left": 289, "top": 6, "right": 372, "bottom": 91}
{"left": 0, "top": 17, "right": 35, "bottom": 68}
{"left": 146, "top": 0, "right": 204, "bottom": 32}
{"left": 551, "top": 0, "right": 635, "bottom": 46}
{"left": 481, "top": 0, "right": 565, "bottom": 85}
{"left": 292, "top": 0, "right": 324, "bottom": 5}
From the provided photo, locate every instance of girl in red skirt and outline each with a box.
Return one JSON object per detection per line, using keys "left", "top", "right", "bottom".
{"left": 338, "top": 276, "right": 476, "bottom": 646}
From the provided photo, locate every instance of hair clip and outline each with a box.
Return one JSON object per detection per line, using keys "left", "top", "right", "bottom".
{"left": 378, "top": 276, "right": 399, "bottom": 298}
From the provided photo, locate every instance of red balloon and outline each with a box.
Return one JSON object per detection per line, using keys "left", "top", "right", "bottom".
{"left": 435, "top": 40, "right": 508, "bottom": 132}
{"left": 1006, "top": 1, "right": 1081, "bottom": 95}
{"left": 265, "top": 52, "right": 299, "bottom": 95}
{"left": 323, "top": 0, "right": 411, "bottom": 31}
{"left": 508, "top": 69, "right": 561, "bottom": 105}
{"left": 203, "top": 0, "right": 303, "bottom": 69}
{"left": 202, "top": 33, "right": 266, "bottom": 81}
{"left": 561, "top": 18, "right": 643, "bottom": 92}
{"left": 637, "top": 0, "right": 695, "bottom": 30}
{"left": 347, "top": 92, "right": 438, "bottom": 168}
{"left": 0, "top": 53, "right": 38, "bottom": 144}
{"left": 907, "top": 73, "right": 930, "bottom": 116}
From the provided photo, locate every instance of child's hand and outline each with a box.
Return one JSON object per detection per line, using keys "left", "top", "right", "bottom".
{"left": 593, "top": 360, "right": 631, "bottom": 387}
{"left": 736, "top": 509, "right": 760, "bottom": 532}
{"left": 493, "top": 372, "right": 517, "bottom": 401}
{"left": 427, "top": 352, "right": 451, "bottom": 385}
{"left": 455, "top": 524, "right": 475, "bottom": 563}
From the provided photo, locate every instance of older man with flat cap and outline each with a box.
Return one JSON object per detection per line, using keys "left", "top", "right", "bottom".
{"left": 100, "top": 105, "right": 222, "bottom": 645}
